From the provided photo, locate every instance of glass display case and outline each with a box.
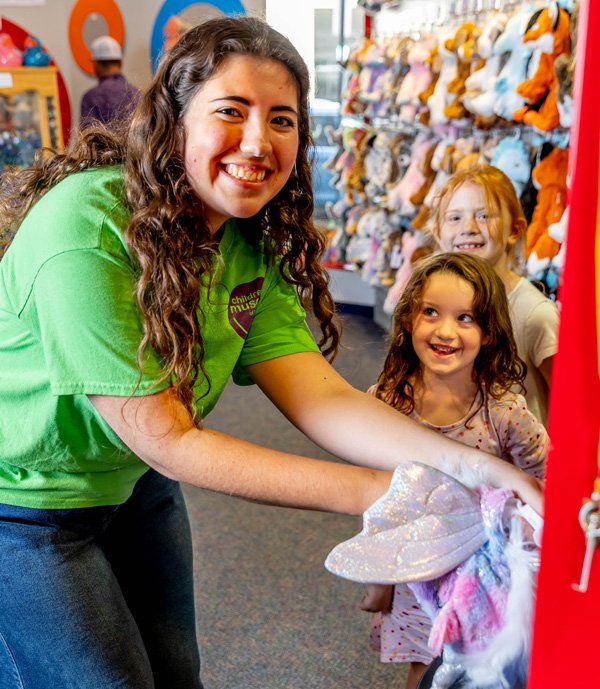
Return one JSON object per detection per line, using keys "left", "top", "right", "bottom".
{"left": 0, "top": 66, "right": 63, "bottom": 172}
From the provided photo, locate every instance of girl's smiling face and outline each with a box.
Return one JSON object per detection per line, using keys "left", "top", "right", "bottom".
{"left": 435, "top": 182, "right": 516, "bottom": 274}
{"left": 411, "top": 271, "right": 487, "bottom": 385}
{"left": 182, "top": 54, "right": 300, "bottom": 233}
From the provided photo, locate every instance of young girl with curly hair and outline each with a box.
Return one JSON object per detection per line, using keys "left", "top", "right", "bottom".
{"left": 0, "top": 17, "right": 541, "bottom": 689}
{"left": 360, "top": 252, "right": 547, "bottom": 689}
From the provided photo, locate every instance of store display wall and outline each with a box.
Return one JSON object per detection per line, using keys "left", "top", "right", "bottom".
{"left": 323, "top": 0, "right": 575, "bottom": 320}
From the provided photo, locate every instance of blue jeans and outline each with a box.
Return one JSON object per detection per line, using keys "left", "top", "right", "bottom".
{"left": 0, "top": 469, "right": 202, "bottom": 689}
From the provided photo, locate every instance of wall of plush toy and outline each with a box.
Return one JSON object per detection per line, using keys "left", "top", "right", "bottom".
{"left": 322, "top": 0, "right": 576, "bottom": 316}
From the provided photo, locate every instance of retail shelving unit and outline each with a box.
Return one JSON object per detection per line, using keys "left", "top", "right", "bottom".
{"left": 0, "top": 66, "right": 63, "bottom": 170}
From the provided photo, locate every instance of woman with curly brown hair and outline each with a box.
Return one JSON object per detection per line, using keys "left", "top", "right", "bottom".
{"left": 0, "top": 16, "right": 541, "bottom": 689}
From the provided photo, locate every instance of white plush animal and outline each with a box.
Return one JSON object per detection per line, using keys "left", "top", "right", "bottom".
{"left": 426, "top": 28, "right": 458, "bottom": 126}
{"left": 462, "top": 11, "right": 509, "bottom": 123}
{"left": 492, "top": 7, "right": 535, "bottom": 121}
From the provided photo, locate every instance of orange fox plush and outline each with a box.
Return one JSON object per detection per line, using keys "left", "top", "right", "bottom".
{"left": 514, "top": 2, "right": 571, "bottom": 132}
{"left": 525, "top": 147, "right": 569, "bottom": 274}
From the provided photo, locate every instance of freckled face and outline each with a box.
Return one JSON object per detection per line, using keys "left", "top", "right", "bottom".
{"left": 435, "top": 182, "right": 515, "bottom": 273}
{"left": 181, "top": 54, "right": 300, "bottom": 233}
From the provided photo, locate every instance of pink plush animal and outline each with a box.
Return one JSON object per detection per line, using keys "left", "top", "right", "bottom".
{"left": 383, "top": 230, "right": 431, "bottom": 315}
{"left": 387, "top": 135, "right": 437, "bottom": 216}
{"left": 0, "top": 33, "right": 23, "bottom": 67}
{"left": 395, "top": 36, "right": 437, "bottom": 123}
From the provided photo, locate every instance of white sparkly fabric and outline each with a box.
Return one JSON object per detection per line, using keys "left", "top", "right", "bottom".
{"left": 325, "top": 462, "right": 487, "bottom": 584}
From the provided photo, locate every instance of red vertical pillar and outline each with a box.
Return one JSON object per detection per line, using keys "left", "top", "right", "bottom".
{"left": 364, "top": 12, "right": 372, "bottom": 39}
{"left": 528, "top": 0, "right": 600, "bottom": 685}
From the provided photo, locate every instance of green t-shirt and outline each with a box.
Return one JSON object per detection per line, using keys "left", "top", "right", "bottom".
{"left": 0, "top": 166, "right": 319, "bottom": 508}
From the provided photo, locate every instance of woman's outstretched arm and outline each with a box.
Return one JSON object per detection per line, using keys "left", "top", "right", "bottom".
{"left": 246, "top": 352, "right": 543, "bottom": 513}
{"left": 89, "top": 387, "right": 391, "bottom": 516}
{"left": 90, "top": 350, "right": 542, "bottom": 517}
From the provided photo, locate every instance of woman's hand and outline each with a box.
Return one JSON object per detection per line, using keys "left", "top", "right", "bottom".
{"left": 513, "top": 474, "right": 544, "bottom": 516}
{"left": 486, "top": 459, "right": 544, "bottom": 516}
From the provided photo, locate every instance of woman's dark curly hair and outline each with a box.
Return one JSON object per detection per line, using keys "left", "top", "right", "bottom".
{"left": 0, "top": 16, "right": 339, "bottom": 423}
{"left": 373, "top": 252, "right": 526, "bottom": 424}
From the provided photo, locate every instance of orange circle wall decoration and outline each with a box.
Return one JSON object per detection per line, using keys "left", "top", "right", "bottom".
{"left": 68, "top": 0, "right": 125, "bottom": 75}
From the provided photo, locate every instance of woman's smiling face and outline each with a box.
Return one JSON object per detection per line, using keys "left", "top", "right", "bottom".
{"left": 182, "top": 54, "right": 300, "bottom": 233}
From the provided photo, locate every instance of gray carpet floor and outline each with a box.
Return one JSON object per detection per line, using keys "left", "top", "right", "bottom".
{"left": 182, "top": 309, "right": 406, "bottom": 689}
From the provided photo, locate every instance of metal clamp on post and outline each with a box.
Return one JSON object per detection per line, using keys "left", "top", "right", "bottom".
{"left": 572, "top": 499, "right": 600, "bottom": 593}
